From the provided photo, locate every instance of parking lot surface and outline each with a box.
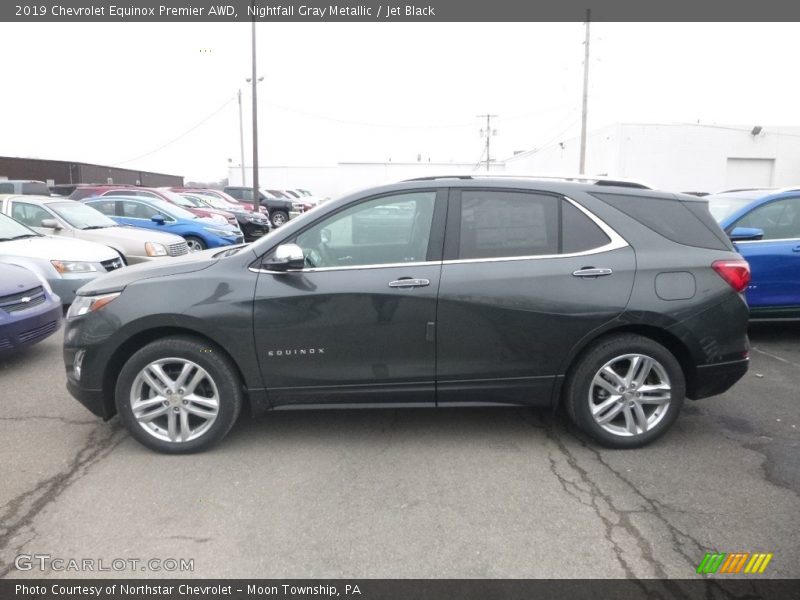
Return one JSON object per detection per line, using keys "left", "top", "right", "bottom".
{"left": 1, "top": 325, "right": 798, "bottom": 579}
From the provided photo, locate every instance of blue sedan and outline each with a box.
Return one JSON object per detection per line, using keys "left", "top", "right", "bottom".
{"left": 85, "top": 196, "right": 243, "bottom": 251}
{"left": 707, "top": 190, "right": 800, "bottom": 319}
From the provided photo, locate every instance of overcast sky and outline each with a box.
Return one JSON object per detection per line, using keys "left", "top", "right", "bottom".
{"left": 2, "top": 22, "right": 799, "bottom": 181}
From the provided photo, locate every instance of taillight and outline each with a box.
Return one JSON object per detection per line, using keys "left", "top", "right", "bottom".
{"left": 712, "top": 259, "right": 751, "bottom": 293}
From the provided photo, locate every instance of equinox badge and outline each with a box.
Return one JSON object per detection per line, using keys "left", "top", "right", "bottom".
{"left": 268, "top": 348, "right": 325, "bottom": 357}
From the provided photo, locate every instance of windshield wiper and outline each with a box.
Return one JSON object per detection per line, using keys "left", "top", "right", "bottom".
{"left": 9, "top": 234, "right": 39, "bottom": 240}
{"left": 82, "top": 225, "right": 109, "bottom": 230}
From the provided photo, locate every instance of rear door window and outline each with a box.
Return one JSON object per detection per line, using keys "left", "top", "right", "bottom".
{"left": 455, "top": 190, "right": 611, "bottom": 260}
{"left": 458, "top": 191, "right": 559, "bottom": 259}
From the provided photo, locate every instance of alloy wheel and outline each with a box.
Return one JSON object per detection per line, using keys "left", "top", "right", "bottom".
{"left": 130, "top": 358, "right": 220, "bottom": 443}
{"left": 185, "top": 238, "right": 204, "bottom": 252}
{"left": 588, "top": 353, "right": 672, "bottom": 437}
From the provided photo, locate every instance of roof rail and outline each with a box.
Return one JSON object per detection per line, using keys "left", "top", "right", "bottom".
{"left": 403, "top": 173, "right": 652, "bottom": 189}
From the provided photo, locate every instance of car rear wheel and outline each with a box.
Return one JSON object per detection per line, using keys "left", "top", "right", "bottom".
{"left": 184, "top": 236, "right": 206, "bottom": 252}
{"left": 270, "top": 210, "right": 288, "bottom": 227}
{"left": 115, "top": 336, "right": 242, "bottom": 453}
{"left": 564, "top": 334, "right": 685, "bottom": 448}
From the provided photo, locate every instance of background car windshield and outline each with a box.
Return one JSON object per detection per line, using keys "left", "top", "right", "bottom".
{"left": 0, "top": 212, "right": 39, "bottom": 239}
{"left": 160, "top": 190, "right": 199, "bottom": 208}
{"left": 49, "top": 202, "right": 117, "bottom": 229}
{"left": 195, "top": 194, "right": 234, "bottom": 210}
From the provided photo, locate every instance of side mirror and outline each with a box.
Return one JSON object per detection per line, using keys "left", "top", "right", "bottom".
{"left": 40, "top": 219, "right": 62, "bottom": 230}
{"left": 729, "top": 226, "right": 764, "bottom": 241}
{"left": 262, "top": 243, "right": 305, "bottom": 272}
{"left": 151, "top": 214, "right": 166, "bottom": 225}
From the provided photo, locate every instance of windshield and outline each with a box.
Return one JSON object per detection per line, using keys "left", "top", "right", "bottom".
{"left": 0, "top": 212, "right": 40, "bottom": 240}
{"left": 706, "top": 193, "right": 764, "bottom": 222}
{"left": 193, "top": 194, "right": 238, "bottom": 210}
{"left": 160, "top": 189, "right": 198, "bottom": 208}
{"left": 177, "top": 194, "right": 204, "bottom": 208}
{"left": 49, "top": 202, "right": 117, "bottom": 229}
{"left": 266, "top": 189, "right": 289, "bottom": 199}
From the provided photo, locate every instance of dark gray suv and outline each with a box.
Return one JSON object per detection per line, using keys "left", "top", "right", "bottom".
{"left": 64, "top": 177, "right": 751, "bottom": 453}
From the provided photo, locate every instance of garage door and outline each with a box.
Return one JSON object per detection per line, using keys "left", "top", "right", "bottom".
{"left": 725, "top": 158, "right": 775, "bottom": 190}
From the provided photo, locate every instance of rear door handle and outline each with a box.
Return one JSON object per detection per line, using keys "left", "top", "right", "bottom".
{"left": 388, "top": 278, "right": 430, "bottom": 288}
{"left": 572, "top": 267, "right": 613, "bottom": 278}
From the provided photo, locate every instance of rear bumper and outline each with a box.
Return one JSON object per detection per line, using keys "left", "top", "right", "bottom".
{"left": 689, "top": 358, "right": 749, "bottom": 400}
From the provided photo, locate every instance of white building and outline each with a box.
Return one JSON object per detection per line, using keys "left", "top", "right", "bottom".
{"left": 504, "top": 123, "right": 800, "bottom": 193}
{"left": 231, "top": 123, "right": 800, "bottom": 198}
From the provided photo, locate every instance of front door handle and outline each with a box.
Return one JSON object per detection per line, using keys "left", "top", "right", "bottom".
{"left": 388, "top": 278, "right": 430, "bottom": 288}
{"left": 792, "top": 245, "right": 800, "bottom": 253}
{"left": 572, "top": 267, "right": 613, "bottom": 278}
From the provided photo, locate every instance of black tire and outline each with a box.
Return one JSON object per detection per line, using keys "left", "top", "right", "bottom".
{"left": 184, "top": 236, "right": 206, "bottom": 252}
{"left": 115, "top": 336, "right": 242, "bottom": 454}
{"left": 270, "top": 210, "right": 289, "bottom": 227}
{"left": 563, "top": 334, "right": 685, "bottom": 449}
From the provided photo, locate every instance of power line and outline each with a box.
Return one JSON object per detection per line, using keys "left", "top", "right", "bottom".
{"left": 110, "top": 95, "right": 236, "bottom": 166}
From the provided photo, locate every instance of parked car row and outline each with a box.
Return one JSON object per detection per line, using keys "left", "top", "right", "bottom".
{"left": 0, "top": 182, "right": 321, "bottom": 354}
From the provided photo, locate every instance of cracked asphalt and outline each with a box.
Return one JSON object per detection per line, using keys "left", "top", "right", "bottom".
{"left": 1, "top": 324, "right": 798, "bottom": 580}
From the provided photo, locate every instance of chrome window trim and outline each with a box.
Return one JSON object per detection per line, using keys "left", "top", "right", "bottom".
{"left": 250, "top": 194, "right": 628, "bottom": 274}
{"left": 733, "top": 237, "right": 800, "bottom": 244}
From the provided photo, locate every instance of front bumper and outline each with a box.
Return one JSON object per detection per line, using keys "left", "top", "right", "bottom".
{"left": 49, "top": 276, "right": 96, "bottom": 305}
{"left": 0, "top": 300, "right": 62, "bottom": 352}
{"left": 689, "top": 358, "right": 749, "bottom": 400}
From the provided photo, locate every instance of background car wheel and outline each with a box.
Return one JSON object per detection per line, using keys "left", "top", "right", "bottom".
{"left": 184, "top": 236, "right": 206, "bottom": 252}
{"left": 563, "top": 334, "right": 685, "bottom": 449}
{"left": 115, "top": 336, "right": 242, "bottom": 454}
{"left": 270, "top": 211, "right": 288, "bottom": 227}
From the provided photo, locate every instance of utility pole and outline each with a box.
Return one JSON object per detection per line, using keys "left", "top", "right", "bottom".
{"left": 477, "top": 114, "right": 498, "bottom": 171}
{"left": 237, "top": 89, "right": 245, "bottom": 185}
{"left": 250, "top": 15, "right": 260, "bottom": 195}
{"left": 579, "top": 9, "right": 591, "bottom": 174}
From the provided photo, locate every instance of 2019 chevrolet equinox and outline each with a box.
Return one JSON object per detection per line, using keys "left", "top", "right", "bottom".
{"left": 63, "top": 177, "right": 751, "bottom": 453}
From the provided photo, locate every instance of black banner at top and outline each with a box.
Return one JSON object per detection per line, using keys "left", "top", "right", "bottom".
{"left": 3, "top": 0, "right": 800, "bottom": 22}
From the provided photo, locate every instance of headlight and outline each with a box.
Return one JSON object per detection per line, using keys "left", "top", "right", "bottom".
{"left": 204, "top": 227, "right": 236, "bottom": 237}
{"left": 51, "top": 260, "right": 97, "bottom": 274}
{"left": 292, "top": 203, "right": 305, "bottom": 211}
{"left": 145, "top": 242, "right": 168, "bottom": 257}
{"left": 245, "top": 216, "right": 268, "bottom": 224}
{"left": 66, "top": 292, "right": 121, "bottom": 318}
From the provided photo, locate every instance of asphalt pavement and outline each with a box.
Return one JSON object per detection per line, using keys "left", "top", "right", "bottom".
{"left": 1, "top": 324, "right": 798, "bottom": 580}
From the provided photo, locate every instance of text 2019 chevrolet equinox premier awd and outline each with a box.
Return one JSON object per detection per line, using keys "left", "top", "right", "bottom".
{"left": 63, "top": 177, "right": 750, "bottom": 453}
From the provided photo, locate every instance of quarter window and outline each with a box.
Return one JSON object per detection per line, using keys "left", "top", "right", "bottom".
{"left": 295, "top": 191, "right": 436, "bottom": 268}
{"left": 734, "top": 198, "right": 800, "bottom": 240}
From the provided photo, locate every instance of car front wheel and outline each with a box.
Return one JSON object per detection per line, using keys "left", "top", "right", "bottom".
{"left": 270, "top": 210, "right": 288, "bottom": 227}
{"left": 115, "top": 336, "right": 242, "bottom": 453}
{"left": 564, "top": 334, "right": 685, "bottom": 449}
{"left": 184, "top": 236, "right": 206, "bottom": 252}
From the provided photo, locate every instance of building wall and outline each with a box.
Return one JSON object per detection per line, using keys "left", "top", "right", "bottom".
{"left": 504, "top": 123, "right": 800, "bottom": 193}
{"left": 0, "top": 156, "right": 183, "bottom": 187}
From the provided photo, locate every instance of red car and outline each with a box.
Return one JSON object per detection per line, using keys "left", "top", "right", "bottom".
{"left": 70, "top": 186, "right": 236, "bottom": 226}
{"left": 169, "top": 187, "right": 267, "bottom": 216}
